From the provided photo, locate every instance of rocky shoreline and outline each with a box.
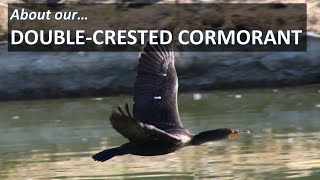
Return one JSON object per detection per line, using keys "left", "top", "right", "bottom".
{"left": 0, "top": 35, "right": 319, "bottom": 101}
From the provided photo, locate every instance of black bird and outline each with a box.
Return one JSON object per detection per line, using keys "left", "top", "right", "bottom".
{"left": 92, "top": 41, "right": 250, "bottom": 162}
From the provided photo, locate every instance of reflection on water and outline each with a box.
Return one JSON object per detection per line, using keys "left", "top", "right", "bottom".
{"left": 0, "top": 87, "right": 320, "bottom": 179}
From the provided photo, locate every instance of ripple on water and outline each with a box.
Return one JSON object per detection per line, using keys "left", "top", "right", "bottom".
{"left": 0, "top": 88, "right": 320, "bottom": 179}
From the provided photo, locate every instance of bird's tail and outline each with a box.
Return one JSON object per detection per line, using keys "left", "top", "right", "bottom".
{"left": 92, "top": 146, "right": 128, "bottom": 162}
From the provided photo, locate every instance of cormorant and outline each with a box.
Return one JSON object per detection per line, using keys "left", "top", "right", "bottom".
{"left": 92, "top": 41, "right": 250, "bottom": 162}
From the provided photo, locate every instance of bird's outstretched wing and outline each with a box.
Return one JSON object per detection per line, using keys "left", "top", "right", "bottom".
{"left": 133, "top": 42, "right": 184, "bottom": 130}
{"left": 110, "top": 104, "right": 180, "bottom": 144}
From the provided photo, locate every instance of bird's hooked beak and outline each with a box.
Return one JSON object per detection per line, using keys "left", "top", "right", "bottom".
{"left": 228, "top": 129, "right": 251, "bottom": 139}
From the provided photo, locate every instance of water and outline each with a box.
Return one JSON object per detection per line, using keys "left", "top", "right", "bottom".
{"left": 0, "top": 87, "right": 320, "bottom": 180}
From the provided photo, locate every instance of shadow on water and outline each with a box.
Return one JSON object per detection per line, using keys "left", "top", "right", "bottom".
{"left": 0, "top": 87, "right": 320, "bottom": 179}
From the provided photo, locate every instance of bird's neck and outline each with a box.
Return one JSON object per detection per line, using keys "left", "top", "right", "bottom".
{"left": 189, "top": 128, "right": 232, "bottom": 145}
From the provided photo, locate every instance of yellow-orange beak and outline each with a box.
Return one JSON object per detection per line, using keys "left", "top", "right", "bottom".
{"left": 228, "top": 129, "right": 251, "bottom": 139}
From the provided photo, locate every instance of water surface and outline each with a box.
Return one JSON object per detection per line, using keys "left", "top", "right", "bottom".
{"left": 1, "top": 87, "right": 320, "bottom": 179}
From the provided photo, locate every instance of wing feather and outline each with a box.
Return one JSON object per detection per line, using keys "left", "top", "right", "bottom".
{"left": 134, "top": 41, "right": 184, "bottom": 130}
{"left": 110, "top": 105, "right": 180, "bottom": 144}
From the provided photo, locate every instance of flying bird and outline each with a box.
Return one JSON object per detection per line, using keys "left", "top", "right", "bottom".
{"left": 92, "top": 41, "right": 250, "bottom": 162}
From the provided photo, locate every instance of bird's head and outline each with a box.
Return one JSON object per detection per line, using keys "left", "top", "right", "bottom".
{"left": 190, "top": 128, "right": 250, "bottom": 145}
{"left": 228, "top": 129, "right": 251, "bottom": 139}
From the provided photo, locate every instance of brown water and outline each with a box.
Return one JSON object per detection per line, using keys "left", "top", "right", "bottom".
{"left": 0, "top": 87, "right": 320, "bottom": 180}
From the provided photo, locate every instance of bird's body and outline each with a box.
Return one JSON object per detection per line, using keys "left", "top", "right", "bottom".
{"left": 125, "top": 130, "right": 190, "bottom": 156}
{"left": 92, "top": 40, "right": 250, "bottom": 162}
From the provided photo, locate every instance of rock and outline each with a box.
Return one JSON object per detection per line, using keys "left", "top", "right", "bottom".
{"left": 176, "top": 35, "right": 320, "bottom": 90}
{"left": 0, "top": 35, "right": 319, "bottom": 100}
